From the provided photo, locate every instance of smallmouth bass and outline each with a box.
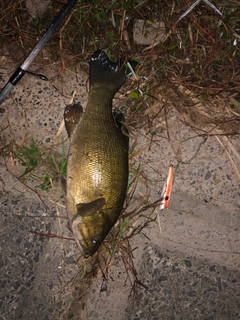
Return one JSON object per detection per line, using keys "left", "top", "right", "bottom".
{"left": 64, "top": 50, "right": 137, "bottom": 257}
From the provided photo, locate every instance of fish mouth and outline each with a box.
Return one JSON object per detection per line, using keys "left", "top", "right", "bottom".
{"left": 73, "top": 230, "right": 90, "bottom": 257}
{"left": 79, "top": 243, "right": 90, "bottom": 258}
{"left": 71, "top": 220, "right": 92, "bottom": 257}
{"left": 71, "top": 221, "right": 86, "bottom": 255}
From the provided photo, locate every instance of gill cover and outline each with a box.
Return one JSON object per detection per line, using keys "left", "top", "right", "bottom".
{"left": 71, "top": 198, "right": 106, "bottom": 256}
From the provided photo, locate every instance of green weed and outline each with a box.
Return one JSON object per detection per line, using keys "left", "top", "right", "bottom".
{"left": 14, "top": 139, "right": 42, "bottom": 175}
{"left": 49, "top": 142, "right": 67, "bottom": 177}
{"left": 2, "top": 139, "right": 67, "bottom": 192}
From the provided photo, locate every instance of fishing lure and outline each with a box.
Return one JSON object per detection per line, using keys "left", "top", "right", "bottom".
{"left": 160, "top": 165, "right": 174, "bottom": 210}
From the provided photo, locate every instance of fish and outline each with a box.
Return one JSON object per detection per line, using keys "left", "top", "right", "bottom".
{"left": 64, "top": 50, "right": 137, "bottom": 257}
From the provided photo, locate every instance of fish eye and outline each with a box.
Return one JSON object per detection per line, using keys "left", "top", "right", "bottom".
{"left": 92, "top": 238, "right": 98, "bottom": 245}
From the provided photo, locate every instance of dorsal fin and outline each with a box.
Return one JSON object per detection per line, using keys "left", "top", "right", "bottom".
{"left": 64, "top": 102, "right": 83, "bottom": 137}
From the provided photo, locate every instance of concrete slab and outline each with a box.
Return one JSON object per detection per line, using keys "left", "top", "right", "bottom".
{"left": 0, "top": 51, "right": 239, "bottom": 320}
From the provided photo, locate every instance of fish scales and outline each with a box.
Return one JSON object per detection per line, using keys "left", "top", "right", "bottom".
{"left": 64, "top": 50, "right": 137, "bottom": 257}
{"left": 67, "top": 88, "right": 128, "bottom": 214}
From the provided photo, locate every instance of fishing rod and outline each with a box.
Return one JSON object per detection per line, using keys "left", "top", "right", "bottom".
{"left": 0, "top": 0, "right": 78, "bottom": 105}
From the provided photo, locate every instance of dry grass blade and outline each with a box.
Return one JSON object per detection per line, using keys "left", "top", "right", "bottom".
{"left": 202, "top": 0, "right": 223, "bottom": 16}
{"left": 176, "top": 0, "right": 201, "bottom": 23}
{"left": 222, "top": 136, "right": 240, "bottom": 163}
{"left": 215, "top": 135, "right": 240, "bottom": 182}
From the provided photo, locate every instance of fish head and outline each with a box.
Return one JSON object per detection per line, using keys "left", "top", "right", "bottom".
{"left": 72, "top": 213, "right": 111, "bottom": 257}
{"left": 71, "top": 198, "right": 110, "bottom": 257}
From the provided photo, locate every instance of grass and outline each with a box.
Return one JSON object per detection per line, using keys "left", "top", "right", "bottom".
{"left": 1, "top": 0, "right": 240, "bottom": 318}
{"left": 1, "top": 139, "right": 67, "bottom": 192}
{"left": 1, "top": 1, "right": 239, "bottom": 106}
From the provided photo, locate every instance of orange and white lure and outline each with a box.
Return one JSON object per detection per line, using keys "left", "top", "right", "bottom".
{"left": 160, "top": 165, "right": 174, "bottom": 210}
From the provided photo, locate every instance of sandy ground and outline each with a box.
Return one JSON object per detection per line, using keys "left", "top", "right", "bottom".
{"left": 0, "top": 47, "right": 240, "bottom": 320}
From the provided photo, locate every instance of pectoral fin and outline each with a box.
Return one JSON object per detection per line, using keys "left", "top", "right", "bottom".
{"left": 64, "top": 102, "right": 83, "bottom": 137}
{"left": 76, "top": 198, "right": 106, "bottom": 217}
{"left": 113, "top": 108, "right": 129, "bottom": 141}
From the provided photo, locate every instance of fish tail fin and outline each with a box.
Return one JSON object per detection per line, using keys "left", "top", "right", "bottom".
{"left": 90, "top": 50, "right": 138, "bottom": 93}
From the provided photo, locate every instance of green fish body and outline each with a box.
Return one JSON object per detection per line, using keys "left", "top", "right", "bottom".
{"left": 64, "top": 50, "right": 137, "bottom": 257}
